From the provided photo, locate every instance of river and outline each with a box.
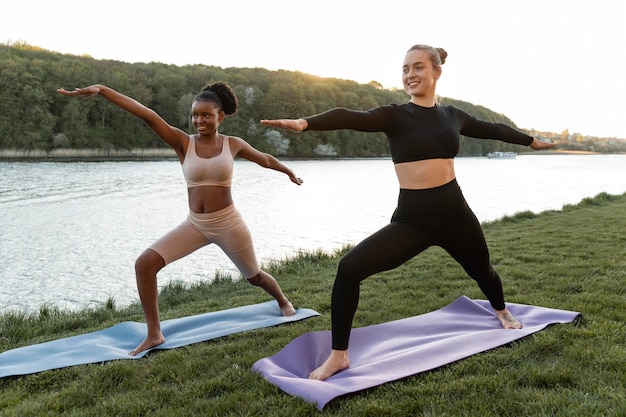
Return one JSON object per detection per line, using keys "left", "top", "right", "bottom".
{"left": 1, "top": 154, "right": 624, "bottom": 313}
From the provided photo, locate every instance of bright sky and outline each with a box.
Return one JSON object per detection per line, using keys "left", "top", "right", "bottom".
{"left": 3, "top": 0, "right": 624, "bottom": 138}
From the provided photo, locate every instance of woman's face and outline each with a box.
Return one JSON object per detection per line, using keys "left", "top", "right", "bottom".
{"left": 402, "top": 49, "right": 440, "bottom": 99}
{"left": 191, "top": 100, "right": 224, "bottom": 135}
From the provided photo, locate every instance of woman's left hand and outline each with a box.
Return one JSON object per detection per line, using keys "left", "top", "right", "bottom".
{"left": 289, "top": 173, "right": 303, "bottom": 185}
{"left": 529, "top": 137, "right": 558, "bottom": 150}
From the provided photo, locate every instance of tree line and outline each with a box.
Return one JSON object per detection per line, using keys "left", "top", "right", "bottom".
{"left": 2, "top": 42, "right": 623, "bottom": 158}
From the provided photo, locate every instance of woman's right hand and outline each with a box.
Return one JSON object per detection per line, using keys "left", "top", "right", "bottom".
{"left": 56, "top": 85, "right": 103, "bottom": 98}
{"left": 260, "top": 118, "right": 308, "bottom": 132}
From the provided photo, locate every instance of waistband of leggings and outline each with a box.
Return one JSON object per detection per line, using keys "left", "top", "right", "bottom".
{"left": 399, "top": 178, "right": 459, "bottom": 195}
{"left": 188, "top": 204, "right": 237, "bottom": 221}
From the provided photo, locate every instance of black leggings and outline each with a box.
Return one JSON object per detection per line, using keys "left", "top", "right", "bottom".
{"left": 331, "top": 179, "right": 506, "bottom": 350}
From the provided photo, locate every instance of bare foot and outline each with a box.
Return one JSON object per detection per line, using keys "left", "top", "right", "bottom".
{"left": 129, "top": 333, "right": 165, "bottom": 356}
{"left": 280, "top": 301, "right": 296, "bottom": 317}
{"left": 496, "top": 309, "right": 523, "bottom": 329}
{"left": 308, "top": 349, "right": 350, "bottom": 380}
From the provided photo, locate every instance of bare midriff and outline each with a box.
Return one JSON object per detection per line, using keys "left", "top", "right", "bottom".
{"left": 394, "top": 158, "right": 456, "bottom": 190}
{"left": 187, "top": 185, "right": 234, "bottom": 213}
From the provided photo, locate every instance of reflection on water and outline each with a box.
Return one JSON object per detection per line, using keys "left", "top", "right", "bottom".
{"left": 1, "top": 155, "right": 625, "bottom": 313}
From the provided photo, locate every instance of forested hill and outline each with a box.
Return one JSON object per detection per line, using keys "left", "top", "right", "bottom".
{"left": 2, "top": 43, "right": 623, "bottom": 158}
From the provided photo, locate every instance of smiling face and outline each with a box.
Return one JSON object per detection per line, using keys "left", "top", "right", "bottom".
{"left": 191, "top": 100, "right": 224, "bottom": 136}
{"left": 402, "top": 49, "right": 441, "bottom": 105}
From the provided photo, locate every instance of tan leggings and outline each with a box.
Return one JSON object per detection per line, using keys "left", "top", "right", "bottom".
{"left": 149, "top": 204, "right": 260, "bottom": 278}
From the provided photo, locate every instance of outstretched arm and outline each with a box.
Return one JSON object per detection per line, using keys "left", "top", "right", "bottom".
{"left": 57, "top": 85, "right": 188, "bottom": 156}
{"left": 260, "top": 118, "right": 308, "bottom": 132}
{"left": 231, "top": 137, "right": 302, "bottom": 185}
{"left": 262, "top": 107, "right": 385, "bottom": 133}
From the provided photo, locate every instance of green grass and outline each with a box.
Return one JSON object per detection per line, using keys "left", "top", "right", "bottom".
{"left": 1, "top": 192, "right": 625, "bottom": 416}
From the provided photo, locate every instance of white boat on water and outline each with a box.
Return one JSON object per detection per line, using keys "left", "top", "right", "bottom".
{"left": 486, "top": 151, "right": 517, "bottom": 159}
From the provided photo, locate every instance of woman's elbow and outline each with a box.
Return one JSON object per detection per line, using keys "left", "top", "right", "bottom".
{"left": 260, "top": 154, "right": 276, "bottom": 167}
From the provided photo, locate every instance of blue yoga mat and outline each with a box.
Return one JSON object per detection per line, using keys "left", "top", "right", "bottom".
{"left": 0, "top": 301, "right": 319, "bottom": 378}
{"left": 252, "top": 296, "right": 581, "bottom": 409}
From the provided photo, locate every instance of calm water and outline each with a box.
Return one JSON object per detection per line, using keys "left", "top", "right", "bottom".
{"left": 1, "top": 155, "right": 625, "bottom": 313}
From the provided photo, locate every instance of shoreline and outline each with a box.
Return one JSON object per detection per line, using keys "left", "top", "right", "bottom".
{"left": 0, "top": 148, "right": 609, "bottom": 161}
{"left": 0, "top": 148, "right": 178, "bottom": 161}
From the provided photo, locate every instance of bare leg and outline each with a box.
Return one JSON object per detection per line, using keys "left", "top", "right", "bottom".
{"left": 129, "top": 249, "right": 166, "bottom": 356}
{"left": 247, "top": 270, "right": 295, "bottom": 316}
{"left": 309, "top": 349, "right": 350, "bottom": 380}
{"left": 496, "top": 308, "right": 523, "bottom": 329}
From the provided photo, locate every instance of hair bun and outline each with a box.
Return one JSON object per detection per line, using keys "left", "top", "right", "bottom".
{"left": 436, "top": 48, "right": 448, "bottom": 65}
{"left": 204, "top": 82, "right": 238, "bottom": 116}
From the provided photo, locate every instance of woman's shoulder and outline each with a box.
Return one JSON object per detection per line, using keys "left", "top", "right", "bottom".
{"left": 223, "top": 134, "right": 244, "bottom": 143}
{"left": 434, "top": 104, "right": 466, "bottom": 118}
{"left": 223, "top": 135, "right": 248, "bottom": 151}
{"left": 367, "top": 103, "right": 410, "bottom": 116}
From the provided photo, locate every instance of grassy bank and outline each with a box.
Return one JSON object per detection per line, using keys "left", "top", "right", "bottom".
{"left": 1, "top": 193, "right": 625, "bottom": 416}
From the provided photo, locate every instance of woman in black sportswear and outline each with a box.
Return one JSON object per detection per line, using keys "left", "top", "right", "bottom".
{"left": 261, "top": 44, "right": 557, "bottom": 380}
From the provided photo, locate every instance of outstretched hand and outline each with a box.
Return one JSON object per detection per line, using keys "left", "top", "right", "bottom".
{"left": 289, "top": 173, "right": 304, "bottom": 186}
{"left": 260, "top": 118, "right": 307, "bottom": 132}
{"left": 56, "top": 85, "right": 102, "bottom": 97}
{"left": 530, "top": 137, "right": 558, "bottom": 151}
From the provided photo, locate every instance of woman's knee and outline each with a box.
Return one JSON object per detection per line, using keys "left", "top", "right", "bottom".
{"left": 336, "top": 253, "right": 369, "bottom": 283}
{"left": 473, "top": 263, "right": 496, "bottom": 280}
{"left": 246, "top": 270, "right": 267, "bottom": 287}
{"left": 247, "top": 273, "right": 261, "bottom": 286}
{"left": 135, "top": 249, "right": 165, "bottom": 277}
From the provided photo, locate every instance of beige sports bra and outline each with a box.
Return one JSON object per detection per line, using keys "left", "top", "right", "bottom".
{"left": 182, "top": 135, "right": 233, "bottom": 187}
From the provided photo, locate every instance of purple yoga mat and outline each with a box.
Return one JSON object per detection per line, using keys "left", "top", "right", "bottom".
{"left": 252, "top": 296, "right": 580, "bottom": 409}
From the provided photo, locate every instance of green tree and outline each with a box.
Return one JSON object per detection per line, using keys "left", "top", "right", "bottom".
{"left": 59, "top": 99, "right": 92, "bottom": 148}
{"left": 0, "top": 55, "right": 22, "bottom": 148}
{"left": 16, "top": 84, "right": 55, "bottom": 150}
